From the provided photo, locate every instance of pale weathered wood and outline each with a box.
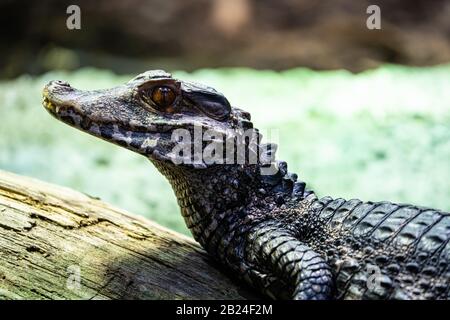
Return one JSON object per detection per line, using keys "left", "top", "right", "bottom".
{"left": 0, "top": 170, "right": 257, "bottom": 300}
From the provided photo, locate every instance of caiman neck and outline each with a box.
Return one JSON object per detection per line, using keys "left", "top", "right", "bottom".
{"left": 150, "top": 158, "right": 307, "bottom": 243}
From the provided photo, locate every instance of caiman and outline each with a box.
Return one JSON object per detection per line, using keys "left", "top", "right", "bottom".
{"left": 42, "top": 70, "right": 450, "bottom": 300}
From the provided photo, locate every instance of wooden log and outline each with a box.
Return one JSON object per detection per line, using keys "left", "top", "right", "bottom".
{"left": 0, "top": 170, "right": 258, "bottom": 300}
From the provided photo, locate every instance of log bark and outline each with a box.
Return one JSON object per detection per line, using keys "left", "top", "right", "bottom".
{"left": 0, "top": 170, "right": 258, "bottom": 300}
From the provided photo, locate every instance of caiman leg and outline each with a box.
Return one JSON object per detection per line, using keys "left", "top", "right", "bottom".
{"left": 243, "top": 220, "right": 334, "bottom": 300}
{"left": 198, "top": 212, "right": 334, "bottom": 300}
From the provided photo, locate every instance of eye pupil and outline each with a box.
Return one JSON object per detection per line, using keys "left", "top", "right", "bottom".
{"left": 151, "top": 86, "right": 175, "bottom": 109}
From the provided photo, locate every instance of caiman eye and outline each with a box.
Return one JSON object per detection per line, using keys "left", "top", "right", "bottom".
{"left": 151, "top": 86, "right": 176, "bottom": 110}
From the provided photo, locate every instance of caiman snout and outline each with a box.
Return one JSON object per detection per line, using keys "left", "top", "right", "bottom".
{"left": 42, "top": 80, "right": 78, "bottom": 113}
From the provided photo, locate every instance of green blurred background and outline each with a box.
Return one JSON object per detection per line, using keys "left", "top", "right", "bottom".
{"left": 1, "top": 1, "right": 449, "bottom": 236}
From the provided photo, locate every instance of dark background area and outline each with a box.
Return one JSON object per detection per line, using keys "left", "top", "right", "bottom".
{"left": 1, "top": 0, "right": 449, "bottom": 78}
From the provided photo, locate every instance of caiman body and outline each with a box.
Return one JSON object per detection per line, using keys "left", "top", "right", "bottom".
{"left": 42, "top": 70, "right": 450, "bottom": 300}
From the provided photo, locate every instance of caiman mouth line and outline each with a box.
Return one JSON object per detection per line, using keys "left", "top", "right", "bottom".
{"left": 43, "top": 96, "right": 229, "bottom": 138}
{"left": 43, "top": 96, "right": 175, "bottom": 135}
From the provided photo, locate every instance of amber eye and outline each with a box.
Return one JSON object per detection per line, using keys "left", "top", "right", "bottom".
{"left": 150, "top": 86, "right": 176, "bottom": 110}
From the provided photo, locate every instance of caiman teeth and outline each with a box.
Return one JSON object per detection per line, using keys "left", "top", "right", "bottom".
{"left": 43, "top": 97, "right": 56, "bottom": 112}
{"left": 42, "top": 98, "right": 176, "bottom": 134}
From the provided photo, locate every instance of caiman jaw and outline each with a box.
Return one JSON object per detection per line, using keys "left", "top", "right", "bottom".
{"left": 42, "top": 71, "right": 242, "bottom": 166}
{"left": 42, "top": 80, "right": 169, "bottom": 159}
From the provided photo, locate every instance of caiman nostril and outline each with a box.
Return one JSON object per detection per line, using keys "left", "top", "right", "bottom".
{"left": 54, "top": 80, "right": 71, "bottom": 87}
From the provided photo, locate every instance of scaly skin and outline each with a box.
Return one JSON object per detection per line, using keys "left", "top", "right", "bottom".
{"left": 42, "top": 70, "right": 450, "bottom": 300}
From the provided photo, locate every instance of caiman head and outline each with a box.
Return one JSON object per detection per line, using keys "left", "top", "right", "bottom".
{"left": 42, "top": 70, "right": 259, "bottom": 168}
{"left": 43, "top": 70, "right": 304, "bottom": 229}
